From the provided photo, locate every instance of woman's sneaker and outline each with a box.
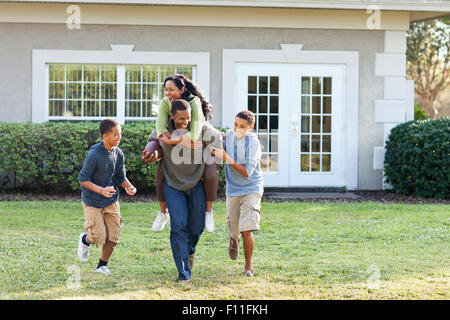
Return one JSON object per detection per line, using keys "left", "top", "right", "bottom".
{"left": 95, "top": 266, "right": 111, "bottom": 275}
{"left": 152, "top": 211, "right": 170, "bottom": 232}
{"left": 77, "top": 232, "right": 90, "bottom": 262}
{"left": 204, "top": 210, "right": 215, "bottom": 232}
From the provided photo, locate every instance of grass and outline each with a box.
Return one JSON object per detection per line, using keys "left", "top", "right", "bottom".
{"left": 0, "top": 201, "right": 448, "bottom": 300}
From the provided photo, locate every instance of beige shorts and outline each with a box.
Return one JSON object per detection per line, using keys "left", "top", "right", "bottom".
{"left": 82, "top": 201, "right": 122, "bottom": 245}
{"left": 226, "top": 193, "right": 262, "bottom": 240}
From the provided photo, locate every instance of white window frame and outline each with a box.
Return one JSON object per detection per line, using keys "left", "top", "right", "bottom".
{"left": 222, "top": 45, "right": 359, "bottom": 190}
{"left": 32, "top": 45, "right": 210, "bottom": 124}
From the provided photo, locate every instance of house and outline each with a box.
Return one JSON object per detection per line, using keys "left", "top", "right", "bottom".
{"left": 0, "top": 0, "right": 449, "bottom": 190}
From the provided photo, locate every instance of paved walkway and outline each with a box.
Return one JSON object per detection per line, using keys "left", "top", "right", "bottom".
{"left": 263, "top": 192, "right": 361, "bottom": 201}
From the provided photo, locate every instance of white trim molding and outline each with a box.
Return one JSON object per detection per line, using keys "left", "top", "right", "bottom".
{"left": 32, "top": 46, "right": 210, "bottom": 124}
{"left": 222, "top": 44, "right": 359, "bottom": 190}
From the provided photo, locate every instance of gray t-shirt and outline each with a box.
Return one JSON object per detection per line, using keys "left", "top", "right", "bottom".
{"left": 78, "top": 141, "right": 127, "bottom": 208}
{"left": 149, "top": 122, "right": 221, "bottom": 191}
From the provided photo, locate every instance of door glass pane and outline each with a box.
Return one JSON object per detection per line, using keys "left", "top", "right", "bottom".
{"left": 248, "top": 75, "right": 280, "bottom": 173}
{"left": 301, "top": 77, "right": 310, "bottom": 94}
{"left": 259, "top": 96, "right": 268, "bottom": 113}
{"left": 248, "top": 76, "right": 257, "bottom": 94}
{"left": 270, "top": 96, "right": 279, "bottom": 114}
{"left": 301, "top": 96, "right": 310, "bottom": 113}
{"left": 311, "top": 154, "right": 321, "bottom": 171}
{"left": 259, "top": 76, "right": 268, "bottom": 94}
{"left": 298, "top": 76, "right": 333, "bottom": 173}
{"left": 312, "top": 77, "right": 321, "bottom": 94}
{"left": 301, "top": 154, "right": 310, "bottom": 171}
{"left": 268, "top": 154, "right": 278, "bottom": 172}
{"left": 270, "top": 77, "right": 279, "bottom": 94}
{"left": 323, "top": 77, "right": 332, "bottom": 94}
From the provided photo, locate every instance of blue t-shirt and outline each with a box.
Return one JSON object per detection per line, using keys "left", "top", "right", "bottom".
{"left": 78, "top": 141, "right": 127, "bottom": 208}
{"left": 224, "top": 130, "right": 264, "bottom": 196}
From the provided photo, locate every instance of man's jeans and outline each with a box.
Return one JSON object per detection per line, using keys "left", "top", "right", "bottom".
{"left": 164, "top": 180, "right": 206, "bottom": 280}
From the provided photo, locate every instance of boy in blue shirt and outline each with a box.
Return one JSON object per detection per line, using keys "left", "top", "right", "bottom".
{"left": 210, "top": 110, "right": 263, "bottom": 277}
{"left": 77, "top": 119, "right": 137, "bottom": 274}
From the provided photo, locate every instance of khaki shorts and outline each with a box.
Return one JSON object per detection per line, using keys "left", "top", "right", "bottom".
{"left": 226, "top": 193, "right": 262, "bottom": 240}
{"left": 82, "top": 201, "right": 122, "bottom": 245}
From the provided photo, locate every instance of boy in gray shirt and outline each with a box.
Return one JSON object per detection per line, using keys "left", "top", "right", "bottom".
{"left": 77, "top": 119, "right": 137, "bottom": 274}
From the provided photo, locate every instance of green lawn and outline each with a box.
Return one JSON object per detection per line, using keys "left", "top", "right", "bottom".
{"left": 0, "top": 201, "right": 448, "bottom": 300}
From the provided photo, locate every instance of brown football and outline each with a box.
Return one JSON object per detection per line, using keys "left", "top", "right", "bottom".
{"left": 144, "top": 141, "right": 163, "bottom": 160}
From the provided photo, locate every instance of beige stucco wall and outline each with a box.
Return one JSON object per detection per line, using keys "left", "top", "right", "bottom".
{"left": 0, "top": 22, "right": 385, "bottom": 189}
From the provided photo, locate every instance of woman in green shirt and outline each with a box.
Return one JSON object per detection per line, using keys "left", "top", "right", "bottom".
{"left": 142, "top": 74, "right": 217, "bottom": 233}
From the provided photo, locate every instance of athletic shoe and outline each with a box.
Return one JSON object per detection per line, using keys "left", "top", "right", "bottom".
{"left": 95, "top": 266, "right": 111, "bottom": 275}
{"left": 204, "top": 210, "right": 215, "bottom": 232}
{"left": 77, "top": 232, "right": 90, "bottom": 263}
{"left": 151, "top": 211, "right": 170, "bottom": 232}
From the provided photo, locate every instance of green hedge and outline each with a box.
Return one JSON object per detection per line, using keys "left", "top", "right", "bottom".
{"left": 0, "top": 121, "right": 156, "bottom": 192}
{"left": 384, "top": 118, "right": 450, "bottom": 199}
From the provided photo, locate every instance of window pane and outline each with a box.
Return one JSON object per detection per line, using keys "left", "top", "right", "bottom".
{"left": 268, "top": 154, "right": 278, "bottom": 172}
{"left": 259, "top": 76, "right": 268, "bottom": 94}
{"left": 269, "top": 134, "right": 278, "bottom": 152}
{"left": 101, "top": 66, "right": 116, "bottom": 82}
{"left": 84, "top": 100, "right": 99, "bottom": 117}
{"left": 323, "top": 96, "right": 332, "bottom": 114}
{"left": 67, "top": 65, "right": 82, "bottom": 82}
{"left": 323, "top": 135, "right": 331, "bottom": 152}
{"left": 67, "top": 83, "right": 81, "bottom": 99}
{"left": 102, "top": 101, "right": 116, "bottom": 117}
{"left": 312, "top": 77, "right": 321, "bottom": 94}
{"left": 84, "top": 65, "right": 100, "bottom": 82}
{"left": 270, "top": 77, "right": 279, "bottom": 94}
{"left": 323, "top": 77, "right": 332, "bottom": 95}
{"left": 322, "top": 154, "right": 331, "bottom": 172}
{"left": 311, "top": 135, "right": 320, "bottom": 152}
{"left": 248, "top": 96, "right": 257, "bottom": 113}
{"left": 301, "top": 77, "right": 310, "bottom": 94}
{"left": 83, "top": 83, "right": 99, "bottom": 99}
{"left": 49, "top": 83, "right": 64, "bottom": 99}
{"left": 312, "top": 116, "right": 321, "bottom": 133}
{"left": 269, "top": 116, "right": 278, "bottom": 133}
{"left": 248, "top": 76, "right": 257, "bottom": 94}
{"left": 311, "top": 154, "right": 321, "bottom": 171}
{"left": 67, "top": 100, "right": 82, "bottom": 117}
{"left": 301, "top": 154, "right": 310, "bottom": 172}
{"left": 323, "top": 116, "right": 332, "bottom": 133}
{"left": 301, "top": 96, "right": 310, "bottom": 114}
{"left": 259, "top": 96, "right": 268, "bottom": 113}
{"left": 301, "top": 116, "right": 310, "bottom": 133}
{"left": 260, "top": 155, "right": 269, "bottom": 172}
{"left": 49, "top": 65, "right": 64, "bottom": 82}
{"left": 270, "top": 96, "right": 279, "bottom": 114}
{"left": 258, "top": 134, "right": 268, "bottom": 153}
{"left": 301, "top": 135, "right": 310, "bottom": 152}
{"left": 312, "top": 96, "right": 321, "bottom": 114}
{"left": 258, "top": 116, "right": 268, "bottom": 132}
{"left": 142, "top": 66, "right": 158, "bottom": 83}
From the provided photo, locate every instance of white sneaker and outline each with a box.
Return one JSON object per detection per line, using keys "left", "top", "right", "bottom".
{"left": 95, "top": 266, "right": 111, "bottom": 275}
{"left": 77, "top": 232, "right": 90, "bottom": 262}
{"left": 152, "top": 211, "right": 170, "bottom": 232}
{"left": 204, "top": 210, "right": 215, "bottom": 233}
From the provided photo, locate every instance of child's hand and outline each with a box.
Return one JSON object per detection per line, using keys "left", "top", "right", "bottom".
{"left": 126, "top": 186, "right": 137, "bottom": 196}
{"left": 210, "top": 147, "right": 225, "bottom": 161}
{"left": 141, "top": 150, "right": 159, "bottom": 163}
{"left": 180, "top": 134, "right": 202, "bottom": 150}
{"left": 101, "top": 186, "right": 116, "bottom": 198}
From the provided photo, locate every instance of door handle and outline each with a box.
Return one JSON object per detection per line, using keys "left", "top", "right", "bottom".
{"left": 291, "top": 119, "right": 298, "bottom": 137}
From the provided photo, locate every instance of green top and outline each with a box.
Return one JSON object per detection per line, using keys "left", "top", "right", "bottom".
{"left": 155, "top": 95, "right": 205, "bottom": 142}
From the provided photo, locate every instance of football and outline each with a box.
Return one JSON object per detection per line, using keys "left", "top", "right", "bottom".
{"left": 144, "top": 140, "right": 163, "bottom": 160}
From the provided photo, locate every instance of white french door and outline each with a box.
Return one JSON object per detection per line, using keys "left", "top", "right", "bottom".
{"left": 236, "top": 63, "right": 345, "bottom": 187}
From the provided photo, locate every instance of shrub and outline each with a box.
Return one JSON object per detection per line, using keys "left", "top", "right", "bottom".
{"left": 384, "top": 118, "right": 450, "bottom": 199}
{"left": 0, "top": 121, "right": 157, "bottom": 192}
{"left": 0, "top": 121, "right": 227, "bottom": 193}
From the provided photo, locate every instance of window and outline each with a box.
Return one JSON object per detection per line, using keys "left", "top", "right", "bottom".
{"left": 48, "top": 64, "right": 195, "bottom": 121}
{"left": 125, "top": 65, "right": 193, "bottom": 119}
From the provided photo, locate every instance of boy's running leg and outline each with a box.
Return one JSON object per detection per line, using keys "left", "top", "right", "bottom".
{"left": 241, "top": 231, "right": 254, "bottom": 277}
